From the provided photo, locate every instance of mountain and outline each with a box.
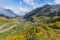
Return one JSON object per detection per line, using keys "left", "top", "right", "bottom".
{"left": 23, "top": 4, "right": 60, "bottom": 19}
{"left": 0, "top": 8, "right": 18, "bottom": 18}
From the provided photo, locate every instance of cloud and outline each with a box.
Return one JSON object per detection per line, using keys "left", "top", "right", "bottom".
{"left": 19, "top": 0, "right": 55, "bottom": 15}
{"left": 20, "top": 0, "right": 51, "bottom": 14}
{"left": 0, "top": 0, "right": 20, "bottom": 14}
{"left": 23, "top": 0, "right": 54, "bottom": 8}
{"left": 19, "top": 7, "right": 31, "bottom": 15}
{"left": 23, "top": 0, "right": 40, "bottom": 8}
{"left": 4, "top": 6, "right": 20, "bottom": 14}
{"left": 55, "top": 0, "right": 60, "bottom": 4}
{"left": 19, "top": 0, "right": 41, "bottom": 15}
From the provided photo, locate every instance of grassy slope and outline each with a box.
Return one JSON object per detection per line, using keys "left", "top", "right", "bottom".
{"left": 5, "top": 16, "right": 60, "bottom": 40}
{"left": 0, "top": 17, "right": 17, "bottom": 40}
{"left": 0, "top": 16, "right": 60, "bottom": 40}
{"left": 5, "top": 22, "right": 60, "bottom": 40}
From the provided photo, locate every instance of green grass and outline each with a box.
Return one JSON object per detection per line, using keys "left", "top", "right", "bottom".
{"left": 2, "top": 22, "right": 15, "bottom": 29}
{"left": 5, "top": 22, "right": 60, "bottom": 40}
{"left": 0, "top": 22, "right": 6, "bottom": 26}
{"left": 0, "top": 16, "right": 60, "bottom": 40}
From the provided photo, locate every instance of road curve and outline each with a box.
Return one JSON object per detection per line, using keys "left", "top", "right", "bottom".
{"left": 0, "top": 24, "right": 17, "bottom": 34}
{"left": 0, "top": 23, "right": 8, "bottom": 30}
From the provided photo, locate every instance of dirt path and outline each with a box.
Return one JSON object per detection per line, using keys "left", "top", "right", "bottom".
{"left": 0, "top": 23, "right": 8, "bottom": 30}
{"left": 0, "top": 23, "right": 19, "bottom": 34}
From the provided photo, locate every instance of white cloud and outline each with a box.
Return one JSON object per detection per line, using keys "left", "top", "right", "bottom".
{"left": 19, "top": 0, "right": 41, "bottom": 15}
{"left": 4, "top": 6, "right": 20, "bottom": 14}
{"left": 19, "top": 0, "right": 55, "bottom": 15}
{"left": 55, "top": 0, "right": 60, "bottom": 4}
{"left": 0, "top": 0, "right": 20, "bottom": 15}
{"left": 4, "top": 6, "right": 14, "bottom": 10}
{"left": 19, "top": 7, "right": 31, "bottom": 15}
{"left": 23, "top": 0, "right": 40, "bottom": 8}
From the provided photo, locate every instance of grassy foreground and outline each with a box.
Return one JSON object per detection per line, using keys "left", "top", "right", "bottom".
{"left": 0, "top": 16, "right": 60, "bottom": 40}
{"left": 5, "top": 22, "right": 60, "bottom": 40}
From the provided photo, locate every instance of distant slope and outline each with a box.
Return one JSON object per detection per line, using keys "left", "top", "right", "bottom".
{"left": 23, "top": 4, "right": 60, "bottom": 19}
{"left": 0, "top": 8, "right": 17, "bottom": 18}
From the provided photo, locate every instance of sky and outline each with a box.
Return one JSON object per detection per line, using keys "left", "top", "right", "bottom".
{"left": 0, "top": 0, "right": 60, "bottom": 15}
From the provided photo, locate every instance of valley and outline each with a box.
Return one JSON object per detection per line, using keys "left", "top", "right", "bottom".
{"left": 0, "top": 4, "right": 60, "bottom": 40}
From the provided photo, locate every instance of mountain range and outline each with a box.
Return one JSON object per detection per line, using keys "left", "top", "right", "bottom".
{"left": 23, "top": 4, "right": 60, "bottom": 19}
{"left": 0, "top": 4, "right": 60, "bottom": 19}
{"left": 0, "top": 7, "right": 17, "bottom": 18}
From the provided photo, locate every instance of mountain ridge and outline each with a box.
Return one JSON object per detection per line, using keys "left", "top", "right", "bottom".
{"left": 0, "top": 7, "right": 18, "bottom": 18}
{"left": 23, "top": 4, "right": 60, "bottom": 19}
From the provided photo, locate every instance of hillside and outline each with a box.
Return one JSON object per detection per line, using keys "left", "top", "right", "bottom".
{"left": 0, "top": 8, "right": 18, "bottom": 18}
{"left": 23, "top": 4, "right": 60, "bottom": 19}
{"left": 5, "top": 17, "right": 60, "bottom": 40}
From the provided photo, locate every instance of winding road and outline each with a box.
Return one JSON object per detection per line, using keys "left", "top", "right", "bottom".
{"left": 0, "top": 23, "right": 8, "bottom": 30}
{"left": 0, "top": 23, "right": 19, "bottom": 34}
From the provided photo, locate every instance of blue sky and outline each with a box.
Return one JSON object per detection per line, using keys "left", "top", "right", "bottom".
{"left": 0, "top": 0, "right": 59, "bottom": 15}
